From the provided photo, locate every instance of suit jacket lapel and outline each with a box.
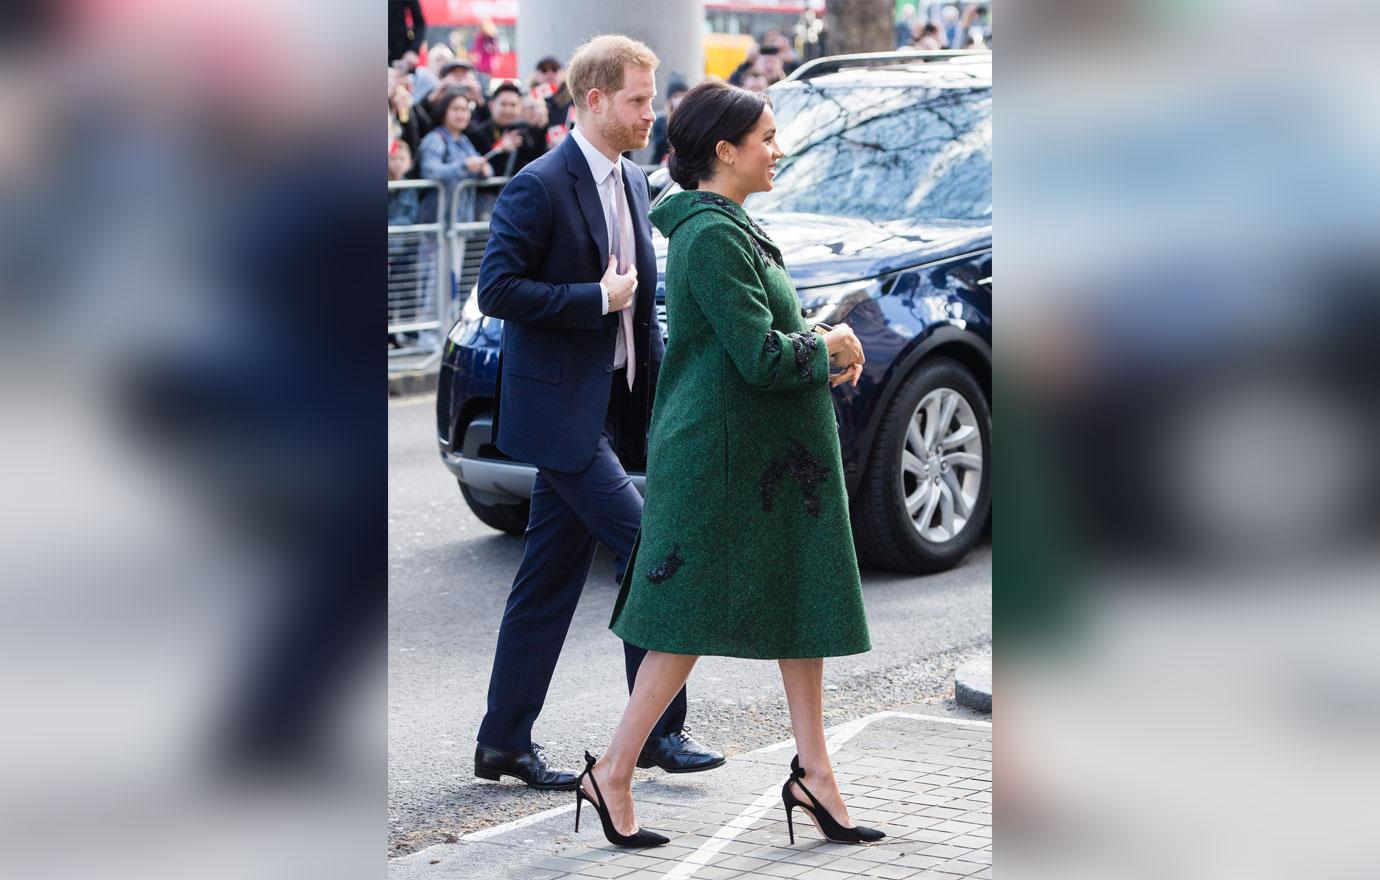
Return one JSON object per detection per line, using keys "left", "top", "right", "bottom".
{"left": 563, "top": 135, "right": 611, "bottom": 263}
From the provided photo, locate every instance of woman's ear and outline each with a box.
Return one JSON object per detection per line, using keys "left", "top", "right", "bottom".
{"left": 715, "top": 139, "right": 735, "bottom": 166}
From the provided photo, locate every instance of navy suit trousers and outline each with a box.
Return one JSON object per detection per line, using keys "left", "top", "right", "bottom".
{"left": 477, "top": 380, "right": 688, "bottom": 751}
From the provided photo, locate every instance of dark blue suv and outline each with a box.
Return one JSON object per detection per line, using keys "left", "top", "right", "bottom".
{"left": 437, "top": 51, "right": 991, "bottom": 573}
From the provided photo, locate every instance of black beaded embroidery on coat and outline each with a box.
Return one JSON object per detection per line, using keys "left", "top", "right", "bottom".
{"left": 759, "top": 441, "right": 828, "bottom": 518}
{"left": 646, "top": 544, "right": 685, "bottom": 584}
{"left": 787, "top": 331, "right": 820, "bottom": 380}
{"left": 748, "top": 236, "right": 784, "bottom": 269}
{"left": 693, "top": 191, "right": 783, "bottom": 269}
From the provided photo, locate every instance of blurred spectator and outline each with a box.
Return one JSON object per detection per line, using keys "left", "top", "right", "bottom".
{"left": 941, "top": 5, "right": 962, "bottom": 49}
{"left": 741, "top": 70, "right": 770, "bottom": 93}
{"left": 896, "top": 3, "right": 920, "bottom": 48}
{"left": 411, "top": 62, "right": 439, "bottom": 112}
{"left": 387, "top": 140, "right": 419, "bottom": 226}
{"left": 388, "top": 0, "right": 425, "bottom": 64}
{"left": 521, "top": 93, "right": 549, "bottom": 133}
{"left": 418, "top": 87, "right": 493, "bottom": 221}
{"left": 424, "top": 59, "right": 488, "bottom": 132}
{"left": 470, "top": 19, "right": 500, "bottom": 76}
{"left": 759, "top": 30, "right": 801, "bottom": 76}
{"left": 914, "top": 21, "right": 946, "bottom": 49}
{"left": 650, "top": 78, "right": 689, "bottom": 164}
{"left": 754, "top": 44, "right": 787, "bottom": 85}
{"left": 427, "top": 42, "right": 455, "bottom": 76}
{"left": 467, "top": 81, "right": 546, "bottom": 176}
{"left": 542, "top": 61, "right": 574, "bottom": 149}
{"left": 388, "top": 72, "right": 420, "bottom": 159}
{"left": 963, "top": 4, "right": 991, "bottom": 48}
{"left": 531, "top": 55, "right": 564, "bottom": 98}
{"left": 729, "top": 42, "right": 760, "bottom": 86}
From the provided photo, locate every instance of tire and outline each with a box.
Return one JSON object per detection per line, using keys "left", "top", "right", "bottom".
{"left": 852, "top": 356, "right": 991, "bottom": 573}
{"left": 459, "top": 481, "right": 531, "bottom": 535}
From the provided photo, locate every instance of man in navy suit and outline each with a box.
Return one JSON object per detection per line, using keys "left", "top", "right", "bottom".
{"left": 473, "top": 35, "right": 724, "bottom": 790}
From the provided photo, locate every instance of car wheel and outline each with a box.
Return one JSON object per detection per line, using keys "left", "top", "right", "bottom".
{"left": 853, "top": 357, "right": 991, "bottom": 573}
{"left": 459, "top": 481, "right": 530, "bottom": 535}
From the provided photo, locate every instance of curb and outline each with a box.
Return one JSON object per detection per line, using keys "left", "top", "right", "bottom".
{"left": 955, "top": 655, "right": 992, "bottom": 713}
{"left": 388, "top": 369, "right": 438, "bottom": 399}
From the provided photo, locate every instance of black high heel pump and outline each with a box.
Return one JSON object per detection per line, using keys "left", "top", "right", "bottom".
{"left": 574, "top": 751, "right": 670, "bottom": 848}
{"left": 782, "top": 754, "right": 886, "bottom": 845}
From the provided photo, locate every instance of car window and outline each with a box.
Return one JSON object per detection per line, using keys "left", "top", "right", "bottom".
{"left": 747, "top": 83, "right": 991, "bottom": 224}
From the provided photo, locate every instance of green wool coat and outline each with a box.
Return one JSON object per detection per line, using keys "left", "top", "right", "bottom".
{"left": 608, "top": 190, "right": 872, "bottom": 659}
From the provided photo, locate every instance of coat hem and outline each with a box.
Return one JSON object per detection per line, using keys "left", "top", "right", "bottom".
{"left": 613, "top": 626, "right": 871, "bottom": 661}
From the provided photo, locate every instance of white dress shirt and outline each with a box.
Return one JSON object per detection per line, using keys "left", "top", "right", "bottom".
{"left": 569, "top": 126, "right": 634, "bottom": 369}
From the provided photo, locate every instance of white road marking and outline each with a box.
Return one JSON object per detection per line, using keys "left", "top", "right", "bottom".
{"left": 463, "top": 800, "right": 576, "bottom": 842}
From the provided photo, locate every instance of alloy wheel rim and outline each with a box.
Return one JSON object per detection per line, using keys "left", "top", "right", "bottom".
{"left": 901, "top": 387, "right": 983, "bottom": 544}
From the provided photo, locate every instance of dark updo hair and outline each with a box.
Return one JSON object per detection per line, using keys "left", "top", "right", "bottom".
{"left": 666, "top": 81, "right": 770, "bottom": 190}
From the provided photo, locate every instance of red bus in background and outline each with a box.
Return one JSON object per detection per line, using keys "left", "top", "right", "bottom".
{"left": 419, "top": 0, "right": 519, "bottom": 80}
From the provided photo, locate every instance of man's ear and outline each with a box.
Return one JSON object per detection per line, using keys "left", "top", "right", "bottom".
{"left": 586, "top": 88, "right": 603, "bottom": 114}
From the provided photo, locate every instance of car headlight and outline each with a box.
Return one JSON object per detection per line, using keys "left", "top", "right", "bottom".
{"left": 448, "top": 284, "right": 486, "bottom": 346}
{"left": 462, "top": 284, "right": 484, "bottom": 323}
{"left": 797, "top": 279, "right": 875, "bottom": 326}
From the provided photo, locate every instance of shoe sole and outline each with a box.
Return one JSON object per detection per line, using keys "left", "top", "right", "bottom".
{"left": 475, "top": 768, "right": 578, "bottom": 790}
{"left": 634, "top": 756, "right": 728, "bottom": 773}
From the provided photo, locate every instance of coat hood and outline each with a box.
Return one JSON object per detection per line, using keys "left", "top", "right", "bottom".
{"left": 648, "top": 190, "right": 783, "bottom": 262}
{"left": 651, "top": 190, "right": 753, "bottom": 238}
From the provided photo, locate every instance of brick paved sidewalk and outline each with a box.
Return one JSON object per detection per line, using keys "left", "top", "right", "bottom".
{"left": 389, "top": 707, "right": 991, "bottom": 880}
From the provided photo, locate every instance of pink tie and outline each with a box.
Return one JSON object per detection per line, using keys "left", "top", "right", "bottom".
{"left": 612, "top": 164, "right": 636, "bottom": 391}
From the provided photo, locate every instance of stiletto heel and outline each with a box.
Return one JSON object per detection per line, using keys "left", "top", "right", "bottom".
{"left": 574, "top": 751, "right": 670, "bottom": 848}
{"left": 781, "top": 754, "right": 886, "bottom": 845}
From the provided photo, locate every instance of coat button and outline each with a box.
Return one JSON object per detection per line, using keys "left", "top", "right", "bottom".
{"left": 605, "top": 364, "right": 615, "bottom": 373}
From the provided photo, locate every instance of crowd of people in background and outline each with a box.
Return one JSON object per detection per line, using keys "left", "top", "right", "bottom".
{"left": 386, "top": 25, "right": 812, "bottom": 225}
{"left": 386, "top": 2, "right": 996, "bottom": 207}
{"left": 895, "top": 2, "right": 992, "bottom": 51}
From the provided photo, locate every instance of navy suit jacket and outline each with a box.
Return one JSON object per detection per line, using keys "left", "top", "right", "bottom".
{"left": 476, "top": 133, "right": 664, "bottom": 474}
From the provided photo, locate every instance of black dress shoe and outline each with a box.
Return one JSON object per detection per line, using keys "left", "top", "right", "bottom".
{"left": 636, "top": 728, "right": 726, "bottom": 774}
{"left": 474, "top": 742, "right": 578, "bottom": 790}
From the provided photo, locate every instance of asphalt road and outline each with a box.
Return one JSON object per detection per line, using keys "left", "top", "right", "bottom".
{"left": 388, "top": 393, "right": 992, "bottom": 857}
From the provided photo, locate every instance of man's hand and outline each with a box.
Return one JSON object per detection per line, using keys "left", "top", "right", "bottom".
{"left": 497, "top": 129, "right": 524, "bottom": 152}
{"left": 601, "top": 255, "right": 637, "bottom": 312}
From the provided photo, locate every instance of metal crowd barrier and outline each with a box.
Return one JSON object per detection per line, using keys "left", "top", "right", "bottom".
{"left": 388, "top": 176, "right": 512, "bottom": 372}
{"left": 388, "top": 179, "right": 447, "bottom": 367}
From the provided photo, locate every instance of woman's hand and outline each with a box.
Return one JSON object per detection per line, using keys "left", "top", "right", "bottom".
{"left": 829, "top": 362, "right": 862, "bottom": 388}
{"left": 465, "top": 156, "right": 487, "bottom": 173}
{"left": 823, "top": 324, "right": 864, "bottom": 370}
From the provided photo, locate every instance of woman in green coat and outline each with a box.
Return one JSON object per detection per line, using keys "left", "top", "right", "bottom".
{"left": 572, "top": 81, "right": 885, "bottom": 850}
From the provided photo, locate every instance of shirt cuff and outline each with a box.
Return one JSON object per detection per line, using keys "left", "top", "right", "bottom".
{"left": 599, "top": 282, "right": 609, "bottom": 315}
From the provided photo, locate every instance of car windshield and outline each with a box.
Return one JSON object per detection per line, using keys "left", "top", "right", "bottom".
{"left": 746, "top": 81, "right": 991, "bottom": 224}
